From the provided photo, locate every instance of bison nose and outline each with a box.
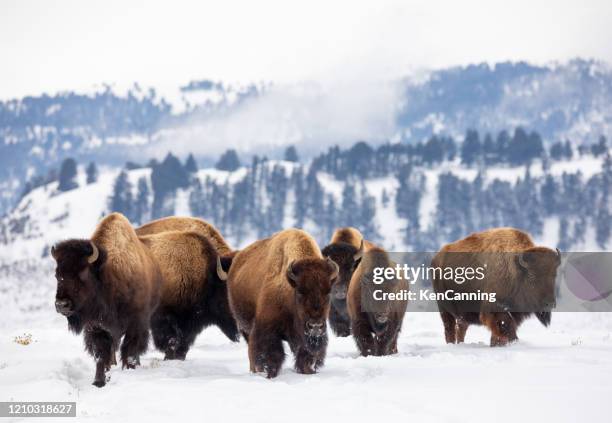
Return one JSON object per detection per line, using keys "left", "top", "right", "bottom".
{"left": 306, "top": 321, "right": 325, "bottom": 336}
{"left": 544, "top": 300, "right": 557, "bottom": 310}
{"left": 375, "top": 314, "right": 389, "bottom": 324}
{"left": 334, "top": 291, "right": 346, "bottom": 300}
{"left": 55, "top": 299, "right": 73, "bottom": 316}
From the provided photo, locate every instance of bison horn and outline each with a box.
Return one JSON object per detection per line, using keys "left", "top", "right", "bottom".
{"left": 87, "top": 242, "right": 99, "bottom": 264}
{"left": 287, "top": 260, "right": 298, "bottom": 283}
{"left": 518, "top": 252, "right": 529, "bottom": 269}
{"left": 216, "top": 256, "right": 228, "bottom": 281}
{"left": 354, "top": 239, "right": 364, "bottom": 261}
{"left": 327, "top": 257, "right": 339, "bottom": 279}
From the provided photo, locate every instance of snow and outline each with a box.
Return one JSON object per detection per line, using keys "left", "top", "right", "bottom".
{"left": 1, "top": 300, "right": 611, "bottom": 422}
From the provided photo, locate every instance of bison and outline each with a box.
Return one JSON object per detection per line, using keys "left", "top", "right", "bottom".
{"left": 52, "top": 213, "right": 161, "bottom": 387}
{"left": 347, "top": 246, "right": 408, "bottom": 356}
{"left": 138, "top": 230, "right": 239, "bottom": 360}
{"left": 227, "top": 228, "right": 338, "bottom": 378}
{"left": 321, "top": 227, "right": 369, "bottom": 337}
{"left": 431, "top": 227, "right": 560, "bottom": 347}
{"left": 136, "top": 216, "right": 233, "bottom": 256}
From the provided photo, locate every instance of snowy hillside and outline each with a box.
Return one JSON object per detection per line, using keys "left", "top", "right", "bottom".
{"left": 1, "top": 155, "right": 612, "bottom": 423}
{"left": 2, "top": 59, "right": 612, "bottom": 216}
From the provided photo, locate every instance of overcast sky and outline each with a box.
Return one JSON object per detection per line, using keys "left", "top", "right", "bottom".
{"left": 1, "top": 0, "right": 611, "bottom": 99}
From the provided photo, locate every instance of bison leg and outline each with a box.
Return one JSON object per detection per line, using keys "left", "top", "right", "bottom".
{"left": 329, "top": 305, "right": 351, "bottom": 337}
{"left": 440, "top": 311, "right": 457, "bottom": 344}
{"left": 84, "top": 328, "right": 113, "bottom": 387}
{"left": 250, "top": 322, "right": 285, "bottom": 378}
{"left": 375, "top": 321, "right": 401, "bottom": 356}
{"left": 294, "top": 347, "right": 317, "bottom": 374}
{"left": 455, "top": 317, "right": 469, "bottom": 343}
{"left": 481, "top": 312, "right": 518, "bottom": 347}
{"left": 173, "top": 319, "right": 199, "bottom": 361}
{"left": 151, "top": 311, "right": 182, "bottom": 360}
{"left": 352, "top": 318, "right": 376, "bottom": 356}
{"left": 120, "top": 319, "right": 149, "bottom": 369}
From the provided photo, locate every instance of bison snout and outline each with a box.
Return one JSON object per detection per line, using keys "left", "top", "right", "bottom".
{"left": 375, "top": 313, "right": 389, "bottom": 324}
{"left": 305, "top": 321, "right": 325, "bottom": 337}
{"left": 55, "top": 298, "right": 74, "bottom": 316}
{"left": 543, "top": 300, "right": 557, "bottom": 310}
{"left": 334, "top": 291, "right": 347, "bottom": 300}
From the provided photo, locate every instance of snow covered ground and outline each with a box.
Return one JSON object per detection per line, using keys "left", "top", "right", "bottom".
{"left": 1, "top": 299, "right": 611, "bottom": 422}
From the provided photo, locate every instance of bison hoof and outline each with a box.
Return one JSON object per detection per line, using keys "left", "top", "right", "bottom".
{"left": 298, "top": 366, "right": 316, "bottom": 375}
{"left": 123, "top": 356, "right": 140, "bottom": 369}
{"left": 92, "top": 379, "right": 106, "bottom": 388}
{"left": 264, "top": 366, "right": 279, "bottom": 379}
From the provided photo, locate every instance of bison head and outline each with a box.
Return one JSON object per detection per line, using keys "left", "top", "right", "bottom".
{"left": 321, "top": 240, "right": 363, "bottom": 306}
{"left": 516, "top": 246, "right": 561, "bottom": 321}
{"left": 51, "top": 239, "right": 105, "bottom": 332}
{"left": 286, "top": 257, "right": 338, "bottom": 351}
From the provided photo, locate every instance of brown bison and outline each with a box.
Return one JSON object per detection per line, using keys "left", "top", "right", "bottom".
{"left": 347, "top": 246, "right": 408, "bottom": 356}
{"left": 321, "top": 227, "right": 369, "bottom": 337}
{"left": 227, "top": 229, "right": 338, "bottom": 378}
{"left": 431, "top": 227, "right": 560, "bottom": 347}
{"left": 136, "top": 216, "right": 233, "bottom": 256}
{"left": 138, "top": 230, "right": 239, "bottom": 360}
{"left": 52, "top": 213, "right": 161, "bottom": 387}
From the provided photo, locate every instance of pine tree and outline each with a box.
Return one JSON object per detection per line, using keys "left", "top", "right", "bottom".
{"left": 596, "top": 206, "right": 610, "bottom": 249}
{"left": 358, "top": 184, "right": 379, "bottom": 242}
{"left": 184, "top": 153, "right": 198, "bottom": 173}
{"left": 108, "top": 170, "right": 133, "bottom": 219}
{"left": 284, "top": 146, "right": 299, "bottom": 162}
{"left": 216, "top": 149, "right": 241, "bottom": 171}
{"left": 151, "top": 153, "right": 189, "bottom": 218}
{"left": 461, "top": 129, "right": 481, "bottom": 166}
{"left": 58, "top": 158, "right": 78, "bottom": 191}
{"left": 134, "top": 176, "right": 150, "bottom": 224}
{"left": 591, "top": 136, "right": 608, "bottom": 157}
{"left": 340, "top": 182, "right": 358, "bottom": 227}
{"left": 86, "top": 162, "right": 98, "bottom": 184}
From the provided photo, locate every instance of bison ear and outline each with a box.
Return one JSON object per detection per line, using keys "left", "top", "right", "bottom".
{"left": 354, "top": 239, "right": 364, "bottom": 262}
{"left": 517, "top": 251, "right": 534, "bottom": 270}
{"left": 286, "top": 260, "right": 299, "bottom": 288}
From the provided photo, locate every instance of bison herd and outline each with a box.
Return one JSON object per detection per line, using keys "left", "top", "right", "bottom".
{"left": 51, "top": 213, "right": 561, "bottom": 387}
